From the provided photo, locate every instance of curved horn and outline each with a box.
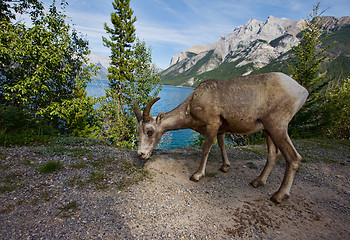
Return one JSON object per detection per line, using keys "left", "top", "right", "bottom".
{"left": 134, "top": 101, "right": 142, "bottom": 122}
{"left": 143, "top": 97, "right": 160, "bottom": 123}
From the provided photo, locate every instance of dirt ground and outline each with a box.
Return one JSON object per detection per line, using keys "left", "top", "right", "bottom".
{"left": 0, "top": 139, "right": 349, "bottom": 239}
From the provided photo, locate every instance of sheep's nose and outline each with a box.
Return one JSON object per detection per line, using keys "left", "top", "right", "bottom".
{"left": 137, "top": 150, "right": 146, "bottom": 158}
{"left": 137, "top": 150, "right": 150, "bottom": 159}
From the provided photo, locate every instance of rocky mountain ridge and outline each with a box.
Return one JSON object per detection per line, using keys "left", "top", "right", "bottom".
{"left": 170, "top": 16, "right": 303, "bottom": 67}
{"left": 162, "top": 16, "right": 350, "bottom": 87}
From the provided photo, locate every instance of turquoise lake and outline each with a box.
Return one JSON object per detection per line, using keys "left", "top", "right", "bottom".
{"left": 86, "top": 80, "right": 197, "bottom": 149}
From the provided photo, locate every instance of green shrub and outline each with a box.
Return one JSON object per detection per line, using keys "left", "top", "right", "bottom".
{"left": 0, "top": 106, "right": 57, "bottom": 146}
{"left": 189, "top": 133, "right": 206, "bottom": 147}
{"left": 38, "top": 161, "right": 63, "bottom": 174}
{"left": 322, "top": 78, "right": 350, "bottom": 139}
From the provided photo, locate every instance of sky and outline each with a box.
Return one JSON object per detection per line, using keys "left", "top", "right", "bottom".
{"left": 52, "top": 0, "right": 350, "bottom": 69}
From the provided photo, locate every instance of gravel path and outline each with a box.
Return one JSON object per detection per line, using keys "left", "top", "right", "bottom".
{"left": 0, "top": 139, "right": 349, "bottom": 239}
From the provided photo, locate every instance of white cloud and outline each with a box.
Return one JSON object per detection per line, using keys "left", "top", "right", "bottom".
{"left": 62, "top": 0, "right": 349, "bottom": 68}
{"left": 136, "top": 21, "right": 215, "bottom": 47}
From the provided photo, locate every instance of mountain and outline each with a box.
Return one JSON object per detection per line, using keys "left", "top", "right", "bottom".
{"left": 88, "top": 53, "right": 110, "bottom": 80}
{"left": 162, "top": 16, "right": 350, "bottom": 87}
{"left": 253, "top": 18, "right": 350, "bottom": 81}
{"left": 87, "top": 53, "right": 163, "bottom": 80}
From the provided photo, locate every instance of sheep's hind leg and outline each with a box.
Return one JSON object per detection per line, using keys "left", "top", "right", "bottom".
{"left": 267, "top": 128, "right": 302, "bottom": 203}
{"left": 217, "top": 134, "right": 230, "bottom": 173}
{"left": 251, "top": 131, "right": 281, "bottom": 187}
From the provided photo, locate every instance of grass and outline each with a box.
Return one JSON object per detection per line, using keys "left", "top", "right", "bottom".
{"left": 23, "top": 158, "right": 36, "bottom": 166}
{"left": 70, "top": 161, "right": 87, "bottom": 169}
{"left": 53, "top": 136, "right": 108, "bottom": 147}
{"left": 30, "top": 136, "right": 101, "bottom": 158}
{"left": 37, "top": 161, "right": 63, "bottom": 174}
{"left": 91, "top": 161, "right": 103, "bottom": 168}
{"left": 240, "top": 145, "right": 266, "bottom": 157}
{"left": 40, "top": 190, "right": 54, "bottom": 202}
{"left": 58, "top": 200, "right": 80, "bottom": 218}
{"left": 32, "top": 145, "right": 91, "bottom": 157}
{"left": 236, "top": 138, "right": 349, "bottom": 165}
{"left": 0, "top": 174, "right": 24, "bottom": 193}
{"left": 206, "top": 172, "right": 218, "bottom": 178}
{"left": 115, "top": 169, "right": 149, "bottom": 190}
{"left": 294, "top": 139, "right": 349, "bottom": 164}
{"left": 0, "top": 183, "right": 24, "bottom": 193}
{"left": 297, "top": 139, "right": 350, "bottom": 151}
{"left": 89, "top": 156, "right": 114, "bottom": 169}
{"left": 246, "top": 161, "right": 258, "bottom": 169}
{"left": 116, "top": 161, "right": 150, "bottom": 190}
{"left": 66, "top": 176, "right": 85, "bottom": 187}
{"left": 88, "top": 171, "right": 108, "bottom": 189}
{"left": 120, "top": 160, "right": 138, "bottom": 175}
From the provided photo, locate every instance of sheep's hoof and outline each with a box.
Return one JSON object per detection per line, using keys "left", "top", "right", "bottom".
{"left": 219, "top": 164, "right": 230, "bottom": 173}
{"left": 190, "top": 172, "right": 202, "bottom": 182}
{"left": 189, "top": 176, "right": 199, "bottom": 182}
{"left": 250, "top": 179, "right": 264, "bottom": 188}
{"left": 270, "top": 192, "right": 289, "bottom": 204}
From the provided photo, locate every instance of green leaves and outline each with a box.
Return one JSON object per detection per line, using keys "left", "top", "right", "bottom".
{"left": 99, "top": 0, "right": 162, "bottom": 149}
{"left": 1, "top": 1, "right": 96, "bottom": 139}
{"left": 322, "top": 78, "right": 350, "bottom": 139}
{"left": 1, "top": 0, "right": 162, "bottom": 147}
{"left": 1, "top": 4, "right": 92, "bottom": 112}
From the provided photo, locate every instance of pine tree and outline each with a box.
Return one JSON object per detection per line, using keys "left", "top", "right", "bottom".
{"left": 100, "top": 0, "right": 162, "bottom": 148}
{"left": 288, "top": 2, "right": 333, "bottom": 136}
{"left": 103, "top": 0, "right": 136, "bottom": 95}
{"left": 101, "top": 0, "right": 136, "bottom": 147}
{"left": 288, "top": 2, "right": 331, "bottom": 91}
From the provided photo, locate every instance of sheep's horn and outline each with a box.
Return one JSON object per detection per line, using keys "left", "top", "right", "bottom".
{"left": 134, "top": 101, "right": 142, "bottom": 122}
{"left": 143, "top": 97, "right": 160, "bottom": 123}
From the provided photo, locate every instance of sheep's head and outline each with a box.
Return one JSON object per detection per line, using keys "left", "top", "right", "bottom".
{"left": 134, "top": 97, "right": 165, "bottom": 159}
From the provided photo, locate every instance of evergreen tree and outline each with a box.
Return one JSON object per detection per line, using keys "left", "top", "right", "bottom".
{"left": 100, "top": 0, "right": 161, "bottom": 148}
{"left": 288, "top": 2, "right": 333, "bottom": 135}
{"left": 288, "top": 2, "right": 332, "bottom": 91}
{"left": 102, "top": 0, "right": 136, "bottom": 95}
{"left": 101, "top": 0, "right": 137, "bottom": 147}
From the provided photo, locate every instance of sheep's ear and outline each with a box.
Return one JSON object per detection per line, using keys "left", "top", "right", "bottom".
{"left": 156, "top": 111, "right": 165, "bottom": 124}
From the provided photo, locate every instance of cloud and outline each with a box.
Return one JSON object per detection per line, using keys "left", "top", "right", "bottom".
{"left": 63, "top": 0, "right": 349, "bottom": 68}
{"left": 135, "top": 21, "right": 218, "bottom": 47}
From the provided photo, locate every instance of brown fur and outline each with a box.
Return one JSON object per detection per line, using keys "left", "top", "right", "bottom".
{"left": 135, "top": 72, "right": 308, "bottom": 203}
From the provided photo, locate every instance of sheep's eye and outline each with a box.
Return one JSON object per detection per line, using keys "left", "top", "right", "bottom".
{"left": 147, "top": 130, "right": 154, "bottom": 137}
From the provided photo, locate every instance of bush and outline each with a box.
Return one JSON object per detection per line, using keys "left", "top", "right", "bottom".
{"left": 38, "top": 95, "right": 98, "bottom": 138}
{"left": 321, "top": 78, "right": 350, "bottom": 139}
{"left": 0, "top": 106, "right": 57, "bottom": 146}
{"left": 189, "top": 133, "right": 206, "bottom": 147}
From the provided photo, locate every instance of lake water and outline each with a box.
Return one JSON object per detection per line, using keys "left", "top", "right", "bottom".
{"left": 86, "top": 80, "right": 197, "bottom": 149}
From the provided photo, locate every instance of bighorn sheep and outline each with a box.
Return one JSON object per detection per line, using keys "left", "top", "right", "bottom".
{"left": 134, "top": 72, "right": 308, "bottom": 203}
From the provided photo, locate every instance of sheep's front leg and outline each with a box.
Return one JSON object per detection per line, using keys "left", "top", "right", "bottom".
{"left": 190, "top": 125, "right": 218, "bottom": 182}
